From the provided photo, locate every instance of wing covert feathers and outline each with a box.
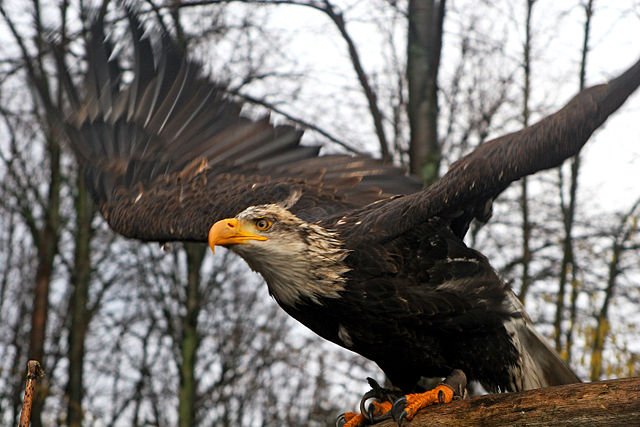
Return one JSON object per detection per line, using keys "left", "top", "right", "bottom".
{"left": 65, "top": 12, "right": 419, "bottom": 242}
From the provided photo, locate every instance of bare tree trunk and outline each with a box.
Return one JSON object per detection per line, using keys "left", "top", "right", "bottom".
{"left": 590, "top": 198, "right": 640, "bottom": 380}
{"left": 518, "top": 0, "right": 535, "bottom": 304}
{"left": 556, "top": 0, "right": 593, "bottom": 359}
{"left": 28, "top": 131, "right": 61, "bottom": 427}
{"left": 25, "top": 0, "right": 69, "bottom": 421}
{"left": 407, "top": 0, "right": 446, "bottom": 185}
{"left": 9, "top": 289, "right": 30, "bottom": 425}
{"left": 66, "top": 175, "right": 95, "bottom": 427}
{"left": 590, "top": 245, "right": 618, "bottom": 381}
{"left": 0, "top": 0, "right": 73, "bottom": 418}
{"left": 179, "top": 243, "right": 206, "bottom": 427}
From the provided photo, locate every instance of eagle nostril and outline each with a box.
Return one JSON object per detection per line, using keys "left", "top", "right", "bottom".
{"left": 227, "top": 221, "right": 235, "bottom": 228}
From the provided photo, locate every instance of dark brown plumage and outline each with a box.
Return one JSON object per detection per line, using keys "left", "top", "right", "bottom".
{"left": 64, "top": 10, "right": 640, "bottom": 424}
{"left": 63, "top": 14, "right": 419, "bottom": 245}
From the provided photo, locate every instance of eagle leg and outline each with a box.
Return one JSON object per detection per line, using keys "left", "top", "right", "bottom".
{"left": 391, "top": 369, "right": 467, "bottom": 426}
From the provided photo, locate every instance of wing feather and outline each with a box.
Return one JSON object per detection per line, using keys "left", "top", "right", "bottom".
{"left": 65, "top": 11, "right": 420, "bottom": 243}
{"left": 345, "top": 55, "right": 640, "bottom": 244}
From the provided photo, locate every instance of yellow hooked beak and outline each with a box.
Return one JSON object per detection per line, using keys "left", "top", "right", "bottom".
{"left": 208, "top": 218, "right": 268, "bottom": 254}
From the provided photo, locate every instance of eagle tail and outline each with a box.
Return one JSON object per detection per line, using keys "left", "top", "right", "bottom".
{"left": 503, "top": 292, "right": 580, "bottom": 391}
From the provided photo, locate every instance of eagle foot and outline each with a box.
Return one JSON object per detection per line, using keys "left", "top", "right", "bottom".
{"left": 336, "top": 371, "right": 466, "bottom": 427}
{"left": 335, "top": 377, "right": 401, "bottom": 427}
{"left": 391, "top": 369, "right": 467, "bottom": 426}
{"left": 336, "top": 400, "right": 393, "bottom": 427}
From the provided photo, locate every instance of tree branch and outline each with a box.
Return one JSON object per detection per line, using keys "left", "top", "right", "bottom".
{"left": 320, "top": 0, "right": 391, "bottom": 161}
{"left": 18, "top": 360, "right": 44, "bottom": 427}
{"left": 232, "top": 91, "right": 362, "bottom": 154}
{"left": 168, "top": 0, "right": 390, "bottom": 159}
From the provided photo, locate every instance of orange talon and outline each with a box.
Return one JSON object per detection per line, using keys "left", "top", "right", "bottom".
{"left": 403, "top": 384, "right": 455, "bottom": 420}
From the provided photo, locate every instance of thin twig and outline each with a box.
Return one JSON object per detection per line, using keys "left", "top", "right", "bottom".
{"left": 232, "top": 90, "right": 363, "bottom": 155}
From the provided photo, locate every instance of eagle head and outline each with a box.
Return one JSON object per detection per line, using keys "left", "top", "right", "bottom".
{"left": 208, "top": 204, "right": 350, "bottom": 306}
{"left": 209, "top": 204, "right": 300, "bottom": 254}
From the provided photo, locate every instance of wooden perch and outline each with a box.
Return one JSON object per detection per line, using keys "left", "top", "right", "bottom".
{"left": 375, "top": 377, "right": 640, "bottom": 426}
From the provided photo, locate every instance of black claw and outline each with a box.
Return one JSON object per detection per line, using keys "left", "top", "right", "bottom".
{"left": 367, "top": 404, "right": 376, "bottom": 423}
{"left": 359, "top": 389, "right": 377, "bottom": 422}
{"left": 391, "top": 395, "right": 407, "bottom": 411}
{"left": 390, "top": 395, "right": 407, "bottom": 422}
{"left": 365, "top": 402, "right": 393, "bottom": 423}
{"left": 351, "top": 377, "right": 407, "bottom": 425}
{"left": 438, "top": 389, "right": 445, "bottom": 403}
{"left": 397, "top": 411, "right": 407, "bottom": 427}
{"left": 335, "top": 413, "right": 346, "bottom": 427}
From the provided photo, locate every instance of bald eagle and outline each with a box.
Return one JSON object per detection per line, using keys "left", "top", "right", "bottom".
{"left": 62, "top": 11, "right": 640, "bottom": 426}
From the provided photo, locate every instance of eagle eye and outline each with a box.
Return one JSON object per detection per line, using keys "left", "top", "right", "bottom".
{"left": 255, "top": 218, "right": 272, "bottom": 231}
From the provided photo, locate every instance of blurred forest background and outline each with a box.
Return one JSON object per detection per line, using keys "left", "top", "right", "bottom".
{"left": 1, "top": 0, "right": 639, "bottom": 426}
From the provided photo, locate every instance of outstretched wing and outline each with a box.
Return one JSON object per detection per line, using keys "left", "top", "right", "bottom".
{"left": 345, "top": 55, "right": 640, "bottom": 244}
{"left": 64, "top": 12, "right": 420, "bottom": 243}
